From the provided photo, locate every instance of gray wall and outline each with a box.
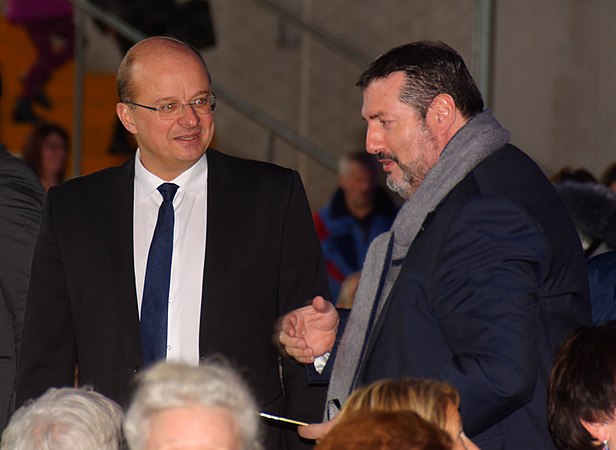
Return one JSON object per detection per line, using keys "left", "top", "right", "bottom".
{"left": 494, "top": 1, "right": 616, "bottom": 178}
{"left": 85, "top": 0, "right": 616, "bottom": 209}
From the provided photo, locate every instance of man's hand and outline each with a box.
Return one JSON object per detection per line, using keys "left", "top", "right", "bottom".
{"left": 278, "top": 296, "right": 339, "bottom": 363}
{"left": 298, "top": 418, "right": 337, "bottom": 441}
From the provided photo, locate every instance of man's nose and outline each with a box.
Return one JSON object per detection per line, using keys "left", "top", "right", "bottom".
{"left": 365, "top": 126, "right": 383, "bottom": 154}
{"left": 177, "top": 104, "right": 200, "bottom": 126}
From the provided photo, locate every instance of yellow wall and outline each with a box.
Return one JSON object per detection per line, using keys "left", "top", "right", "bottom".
{"left": 0, "top": 17, "right": 131, "bottom": 177}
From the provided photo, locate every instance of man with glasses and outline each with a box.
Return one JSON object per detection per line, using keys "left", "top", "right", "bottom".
{"left": 16, "top": 36, "right": 329, "bottom": 450}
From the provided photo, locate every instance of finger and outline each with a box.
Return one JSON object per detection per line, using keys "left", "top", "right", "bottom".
{"left": 283, "top": 348, "right": 314, "bottom": 363}
{"left": 278, "top": 333, "right": 308, "bottom": 351}
{"left": 312, "top": 296, "right": 333, "bottom": 313}
{"left": 280, "top": 314, "right": 299, "bottom": 337}
{"left": 295, "top": 355, "right": 315, "bottom": 364}
{"left": 283, "top": 346, "right": 314, "bottom": 364}
{"left": 311, "top": 296, "right": 326, "bottom": 311}
{"left": 298, "top": 420, "right": 335, "bottom": 440}
{"left": 290, "top": 347, "right": 314, "bottom": 363}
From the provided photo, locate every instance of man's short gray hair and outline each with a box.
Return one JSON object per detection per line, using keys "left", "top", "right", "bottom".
{"left": 1, "top": 387, "right": 123, "bottom": 450}
{"left": 123, "top": 359, "right": 261, "bottom": 450}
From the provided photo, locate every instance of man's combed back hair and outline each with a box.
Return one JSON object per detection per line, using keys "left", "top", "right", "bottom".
{"left": 0, "top": 387, "right": 123, "bottom": 450}
{"left": 123, "top": 359, "right": 261, "bottom": 450}
{"left": 357, "top": 41, "right": 484, "bottom": 119}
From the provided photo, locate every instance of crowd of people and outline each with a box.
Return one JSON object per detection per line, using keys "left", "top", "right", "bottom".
{"left": 1, "top": 5, "right": 616, "bottom": 449}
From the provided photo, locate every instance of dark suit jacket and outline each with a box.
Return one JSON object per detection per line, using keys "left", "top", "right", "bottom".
{"left": 16, "top": 149, "right": 329, "bottom": 448}
{"left": 360, "top": 146, "right": 590, "bottom": 450}
{"left": 0, "top": 146, "right": 43, "bottom": 430}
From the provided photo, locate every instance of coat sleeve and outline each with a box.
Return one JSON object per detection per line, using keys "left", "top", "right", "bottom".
{"left": 16, "top": 188, "right": 76, "bottom": 408}
{"left": 278, "top": 170, "right": 330, "bottom": 311}
{"left": 432, "top": 196, "right": 547, "bottom": 436}
{"left": 0, "top": 162, "right": 43, "bottom": 425}
{"left": 277, "top": 171, "right": 331, "bottom": 435}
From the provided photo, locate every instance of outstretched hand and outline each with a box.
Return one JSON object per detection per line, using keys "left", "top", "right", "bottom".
{"left": 278, "top": 296, "right": 339, "bottom": 363}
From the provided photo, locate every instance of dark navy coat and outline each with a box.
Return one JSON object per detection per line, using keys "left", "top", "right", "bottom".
{"left": 360, "top": 145, "right": 590, "bottom": 450}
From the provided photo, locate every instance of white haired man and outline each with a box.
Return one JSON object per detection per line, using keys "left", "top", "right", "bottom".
{"left": 124, "top": 359, "right": 261, "bottom": 450}
{"left": 1, "top": 387, "right": 123, "bottom": 450}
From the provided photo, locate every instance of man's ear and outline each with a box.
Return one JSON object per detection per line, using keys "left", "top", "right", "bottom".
{"left": 424, "top": 93, "right": 458, "bottom": 152}
{"left": 425, "top": 93, "right": 456, "bottom": 129}
{"left": 580, "top": 418, "right": 610, "bottom": 444}
{"left": 116, "top": 102, "right": 138, "bottom": 135}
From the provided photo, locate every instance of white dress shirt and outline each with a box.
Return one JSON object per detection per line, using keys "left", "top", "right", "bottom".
{"left": 133, "top": 149, "right": 207, "bottom": 365}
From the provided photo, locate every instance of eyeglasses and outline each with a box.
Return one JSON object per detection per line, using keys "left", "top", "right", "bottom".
{"left": 123, "top": 92, "right": 217, "bottom": 120}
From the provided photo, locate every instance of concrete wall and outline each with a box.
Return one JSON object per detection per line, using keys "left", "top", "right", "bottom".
{"left": 82, "top": 0, "right": 616, "bottom": 209}
{"left": 493, "top": 1, "right": 616, "bottom": 178}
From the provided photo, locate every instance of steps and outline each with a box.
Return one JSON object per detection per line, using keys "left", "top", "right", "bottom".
{"left": 0, "top": 16, "right": 131, "bottom": 177}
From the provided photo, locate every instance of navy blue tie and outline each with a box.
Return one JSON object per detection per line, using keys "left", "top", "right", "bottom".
{"left": 141, "top": 182, "right": 179, "bottom": 366}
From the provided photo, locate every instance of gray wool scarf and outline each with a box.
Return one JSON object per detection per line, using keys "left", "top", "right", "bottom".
{"left": 325, "top": 109, "right": 511, "bottom": 419}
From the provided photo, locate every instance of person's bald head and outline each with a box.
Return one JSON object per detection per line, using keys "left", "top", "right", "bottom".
{"left": 116, "top": 36, "right": 211, "bottom": 103}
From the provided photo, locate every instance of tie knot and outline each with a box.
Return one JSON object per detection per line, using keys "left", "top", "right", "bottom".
{"left": 158, "top": 183, "right": 179, "bottom": 202}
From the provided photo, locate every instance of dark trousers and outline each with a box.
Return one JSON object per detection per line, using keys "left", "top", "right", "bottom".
{"left": 22, "top": 16, "right": 74, "bottom": 98}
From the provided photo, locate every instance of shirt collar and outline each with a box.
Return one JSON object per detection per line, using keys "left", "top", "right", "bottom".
{"left": 134, "top": 149, "right": 208, "bottom": 201}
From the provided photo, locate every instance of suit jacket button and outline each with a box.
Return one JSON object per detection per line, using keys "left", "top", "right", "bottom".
{"left": 133, "top": 365, "right": 142, "bottom": 373}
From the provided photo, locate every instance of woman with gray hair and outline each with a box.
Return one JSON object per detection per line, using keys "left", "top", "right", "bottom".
{"left": 1, "top": 387, "right": 123, "bottom": 450}
{"left": 124, "top": 359, "right": 261, "bottom": 450}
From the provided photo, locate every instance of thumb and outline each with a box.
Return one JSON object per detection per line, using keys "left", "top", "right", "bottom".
{"left": 311, "top": 296, "right": 332, "bottom": 313}
{"left": 298, "top": 419, "right": 337, "bottom": 441}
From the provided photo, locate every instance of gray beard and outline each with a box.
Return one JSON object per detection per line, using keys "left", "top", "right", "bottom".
{"left": 380, "top": 123, "right": 437, "bottom": 200}
{"left": 386, "top": 172, "right": 412, "bottom": 199}
{"left": 385, "top": 159, "right": 429, "bottom": 200}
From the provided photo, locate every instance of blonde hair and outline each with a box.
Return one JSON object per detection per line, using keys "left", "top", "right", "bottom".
{"left": 337, "top": 378, "right": 459, "bottom": 430}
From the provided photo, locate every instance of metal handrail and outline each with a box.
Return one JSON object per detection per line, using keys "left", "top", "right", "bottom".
{"left": 472, "top": 0, "right": 494, "bottom": 108}
{"left": 69, "top": 1, "right": 493, "bottom": 177}
{"left": 215, "top": 88, "right": 337, "bottom": 170}
{"left": 248, "top": 0, "right": 372, "bottom": 68}
{"left": 69, "top": 0, "right": 337, "bottom": 176}
{"left": 256, "top": 0, "right": 494, "bottom": 107}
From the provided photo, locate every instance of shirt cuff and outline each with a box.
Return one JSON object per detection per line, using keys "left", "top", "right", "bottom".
{"left": 313, "top": 352, "right": 331, "bottom": 374}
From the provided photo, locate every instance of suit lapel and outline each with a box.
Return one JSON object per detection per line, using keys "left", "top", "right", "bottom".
{"left": 200, "top": 150, "right": 240, "bottom": 355}
{"left": 106, "top": 159, "right": 141, "bottom": 356}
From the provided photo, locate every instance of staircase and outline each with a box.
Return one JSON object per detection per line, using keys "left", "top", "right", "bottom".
{"left": 0, "top": 16, "right": 131, "bottom": 176}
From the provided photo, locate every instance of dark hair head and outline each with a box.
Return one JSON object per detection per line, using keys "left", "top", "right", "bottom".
{"left": 21, "top": 122, "right": 69, "bottom": 181}
{"left": 316, "top": 410, "right": 452, "bottom": 450}
{"left": 548, "top": 321, "right": 616, "bottom": 450}
{"left": 357, "top": 41, "right": 484, "bottom": 119}
{"left": 600, "top": 162, "right": 616, "bottom": 187}
{"left": 550, "top": 167, "right": 597, "bottom": 184}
